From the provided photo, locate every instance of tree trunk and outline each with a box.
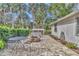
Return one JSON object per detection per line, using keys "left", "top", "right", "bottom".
{"left": 10, "top": 7, "right": 14, "bottom": 28}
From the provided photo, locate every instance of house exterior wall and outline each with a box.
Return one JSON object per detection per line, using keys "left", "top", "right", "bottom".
{"left": 57, "top": 17, "right": 76, "bottom": 42}
{"left": 51, "top": 13, "right": 79, "bottom": 47}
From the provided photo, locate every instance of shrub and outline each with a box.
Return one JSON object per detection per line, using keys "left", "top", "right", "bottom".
{"left": 66, "top": 42, "right": 77, "bottom": 49}
{"left": 44, "top": 30, "right": 51, "bottom": 34}
{"left": 0, "top": 25, "right": 31, "bottom": 41}
{"left": 0, "top": 25, "right": 31, "bottom": 49}
{"left": 9, "top": 28, "right": 17, "bottom": 37}
{"left": 16, "top": 29, "right": 31, "bottom": 36}
{"left": 10, "top": 28, "right": 31, "bottom": 37}
{"left": 0, "top": 39, "right": 6, "bottom": 49}
{"left": 0, "top": 26, "right": 10, "bottom": 41}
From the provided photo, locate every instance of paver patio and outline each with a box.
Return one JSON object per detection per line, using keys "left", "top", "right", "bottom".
{"left": 0, "top": 35, "right": 78, "bottom": 56}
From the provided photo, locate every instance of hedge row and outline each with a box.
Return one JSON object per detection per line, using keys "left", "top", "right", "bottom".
{"left": 0, "top": 26, "right": 31, "bottom": 41}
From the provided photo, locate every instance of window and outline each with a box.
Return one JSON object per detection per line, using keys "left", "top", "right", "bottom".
{"left": 76, "top": 17, "right": 79, "bottom": 35}
{"left": 54, "top": 23, "right": 57, "bottom": 32}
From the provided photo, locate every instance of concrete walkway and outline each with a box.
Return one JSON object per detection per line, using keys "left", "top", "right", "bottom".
{"left": 0, "top": 35, "right": 78, "bottom": 56}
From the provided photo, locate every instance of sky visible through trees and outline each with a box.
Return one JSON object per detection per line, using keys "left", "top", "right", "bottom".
{"left": 0, "top": 3, "right": 79, "bottom": 29}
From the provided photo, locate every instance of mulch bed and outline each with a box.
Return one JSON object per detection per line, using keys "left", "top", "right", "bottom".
{"left": 50, "top": 35, "right": 79, "bottom": 54}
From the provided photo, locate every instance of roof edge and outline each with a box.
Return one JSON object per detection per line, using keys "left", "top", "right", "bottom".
{"left": 50, "top": 11, "right": 79, "bottom": 25}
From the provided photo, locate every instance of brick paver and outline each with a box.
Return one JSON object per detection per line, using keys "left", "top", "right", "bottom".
{"left": 43, "top": 35, "right": 79, "bottom": 56}
{"left": 0, "top": 35, "right": 78, "bottom": 56}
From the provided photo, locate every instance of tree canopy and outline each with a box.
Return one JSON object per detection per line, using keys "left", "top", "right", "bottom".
{"left": 0, "top": 3, "right": 78, "bottom": 29}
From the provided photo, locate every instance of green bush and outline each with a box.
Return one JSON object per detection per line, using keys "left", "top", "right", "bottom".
{"left": 0, "top": 25, "right": 31, "bottom": 49}
{"left": 0, "top": 25, "right": 31, "bottom": 41}
{"left": 0, "top": 26, "right": 11, "bottom": 41}
{"left": 66, "top": 42, "right": 77, "bottom": 49}
{"left": 44, "top": 30, "right": 51, "bottom": 34}
{"left": 10, "top": 28, "right": 31, "bottom": 37}
{"left": 0, "top": 39, "right": 6, "bottom": 49}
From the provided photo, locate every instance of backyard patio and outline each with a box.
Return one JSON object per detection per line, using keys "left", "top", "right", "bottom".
{"left": 0, "top": 35, "right": 78, "bottom": 56}
{"left": 0, "top": 3, "right": 79, "bottom": 56}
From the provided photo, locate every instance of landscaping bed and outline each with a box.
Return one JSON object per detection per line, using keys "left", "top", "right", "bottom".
{"left": 50, "top": 35, "right": 79, "bottom": 54}
{"left": 0, "top": 25, "right": 31, "bottom": 49}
